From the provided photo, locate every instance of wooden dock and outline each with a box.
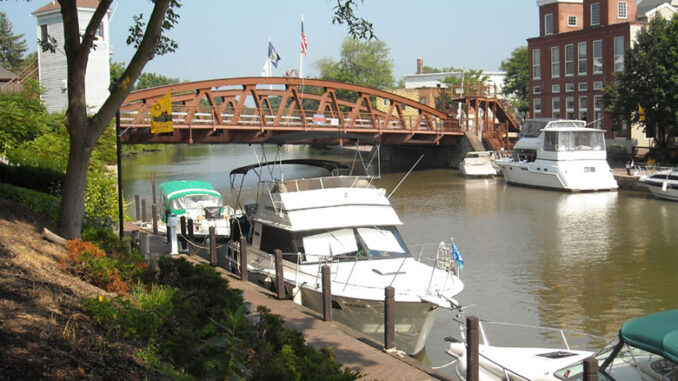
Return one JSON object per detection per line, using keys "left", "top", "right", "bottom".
{"left": 124, "top": 222, "right": 449, "bottom": 381}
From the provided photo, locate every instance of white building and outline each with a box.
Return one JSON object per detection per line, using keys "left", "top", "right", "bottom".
{"left": 32, "top": 0, "right": 110, "bottom": 113}
{"left": 402, "top": 58, "right": 506, "bottom": 94}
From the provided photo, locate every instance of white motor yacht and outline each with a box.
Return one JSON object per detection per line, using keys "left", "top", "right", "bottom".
{"left": 446, "top": 309, "right": 678, "bottom": 380}
{"left": 225, "top": 132, "right": 465, "bottom": 355}
{"left": 495, "top": 119, "right": 618, "bottom": 192}
{"left": 460, "top": 151, "right": 497, "bottom": 177}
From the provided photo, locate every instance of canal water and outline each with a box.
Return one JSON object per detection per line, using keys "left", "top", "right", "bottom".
{"left": 122, "top": 144, "right": 678, "bottom": 375}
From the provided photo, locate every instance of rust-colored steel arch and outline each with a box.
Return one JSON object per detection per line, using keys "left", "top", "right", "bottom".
{"left": 119, "top": 77, "right": 463, "bottom": 146}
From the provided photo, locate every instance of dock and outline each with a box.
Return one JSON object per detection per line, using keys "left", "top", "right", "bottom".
{"left": 124, "top": 222, "right": 449, "bottom": 381}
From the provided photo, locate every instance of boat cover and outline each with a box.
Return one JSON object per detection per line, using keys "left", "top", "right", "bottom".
{"left": 620, "top": 309, "right": 678, "bottom": 362}
{"left": 159, "top": 180, "right": 222, "bottom": 201}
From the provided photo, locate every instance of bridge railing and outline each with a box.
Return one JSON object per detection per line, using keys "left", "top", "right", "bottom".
{"left": 120, "top": 106, "right": 460, "bottom": 133}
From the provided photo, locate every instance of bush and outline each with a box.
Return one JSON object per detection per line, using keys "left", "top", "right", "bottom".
{"left": 607, "top": 143, "right": 627, "bottom": 163}
{"left": 61, "top": 239, "right": 129, "bottom": 294}
{"left": 0, "top": 163, "right": 64, "bottom": 195}
{"left": 0, "top": 183, "right": 60, "bottom": 221}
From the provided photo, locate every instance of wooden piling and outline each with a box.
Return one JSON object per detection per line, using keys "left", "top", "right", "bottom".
{"left": 274, "top": 249, "right": 285, "bottom": 300}
{"left": 152, "top": 203, "right": 158, "bottom": 234}
{"left": 467, "top": 316, "right": 479, "bottom": 381}
{"left": 322, "top": 265, "right": 332, "bottom": 322}
{"left": 583, "top": 357, "right": 599, "bottom": 381}
{"left": 141, "top": 199, "right": 147, "bottom": 222}
{"left": 187, "top": 218, "right": 194, "bottom": 256}
{"left": 239, "top": 236, "right": 248, "bottom": 282}
{"left": 179, "top": 216, "right": 187, "bottom": 252}
{"left": 384, "top": 286, "right": 395, "bottom": 350}
{"left": 165, "top": 209, "right": 171, "bottom": 243}
{"left": 140, "top": 232, "right": 149, "bottom": 257}
{"left": 151, "top": 172, "right": 156, "bottom": 207}
{"left": 209, "top": 226, "right": 217, "bottom": 266}
{"left": 135, "top": 194, "right": 141, "bottom": 221}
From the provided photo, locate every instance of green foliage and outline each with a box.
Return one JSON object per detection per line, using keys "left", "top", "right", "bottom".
{"left": 331, "top": 0, "right": 374, "bottom": 40}
{"left": 0, "top": 163, "right": 64, "bottom": 195}
{"left": 83, "top": 168, "right": 119, "bottom": 228}
{"left": 604, "top": 16, "right": 678, "bottom": 160}
{"left": 111, "top": 61, "right": 181, "bottom": 90}
{"left": 607, "top": 143, "right": 627, "bottom": 163}
{"left": 126, "top": 1, "right": 182, "bottom": 56}
{"left": 500, "top": 46, "right": 530, "bottom": 113}
{"left": 0, "top": 183, "right": 60, "bottom": 221}
{"left": 319, "top": 37, "right": 394, "bottom": 94}
{"left": 0, "top": 11, "right": 28, "bottom": 73}
{"left": 0, "top": 80, "right": 50, "bottom": 153}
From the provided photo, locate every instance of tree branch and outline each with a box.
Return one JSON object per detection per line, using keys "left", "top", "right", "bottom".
{"left": 79, "top": 0, "right": 113, "bottom": 63}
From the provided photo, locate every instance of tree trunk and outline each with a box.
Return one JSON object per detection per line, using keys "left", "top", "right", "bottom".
{"left": 57, "top": 133, "right": 95, "bottom": 239}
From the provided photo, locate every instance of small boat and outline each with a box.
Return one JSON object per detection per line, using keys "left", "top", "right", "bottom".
{"left": 225, "top": 132, "right": 465, "bottom": 355}
{"left": 639, "top": 168, "right": 678, "bottom": 201}
{"left": 460, "top": 151, "right": 497, "bottom": 177}
{"left": 495, "top": 119, "right": 618, "bottom": 192}
{"left": 157, "top": 180, "right": 234, "bottom": 238}
{"left": 446, "top": 309, "right": 678, "bottom": 380}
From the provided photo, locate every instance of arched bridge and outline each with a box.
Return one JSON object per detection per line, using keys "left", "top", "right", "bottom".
{"left": 119, "top": 77, "right": 517, "bottom": 147}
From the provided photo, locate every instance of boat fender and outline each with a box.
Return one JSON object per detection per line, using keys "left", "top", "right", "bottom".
{"left": 663, "top": 181, "right": 668, "bottom": 192}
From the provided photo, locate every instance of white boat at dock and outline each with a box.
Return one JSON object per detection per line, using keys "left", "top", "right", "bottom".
{"left": 225, "top": 132, "right": 465, "bottom": 355}
{"left": 445, "top": 309, "right": 678, "bottom": 380}
{"left": 638, "top": 167, "right": 678, "bottom": 201}
{"left": 495, "top": 119, "right": 618, "bottom": 192}
{"left": 460, "top": 151, "right": 497, "bottom": 177}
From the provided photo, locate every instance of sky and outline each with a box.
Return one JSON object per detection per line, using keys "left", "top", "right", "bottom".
{"left": 2, "top": 0, "right": 539, "bottom": 82}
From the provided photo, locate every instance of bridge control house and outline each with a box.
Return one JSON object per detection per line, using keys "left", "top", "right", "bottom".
{"left": 527, "top": 0, "right": 676, "bottom": 149}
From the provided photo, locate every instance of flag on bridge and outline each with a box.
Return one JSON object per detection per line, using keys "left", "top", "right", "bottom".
{"left": 150, "top": 92, "right": 173, "bottom": 134}
{"left": 300, "top": 15, "right": 308, "bottom": 55}
{"left": 268, "top": 41, "right": 281, "bottom": 68}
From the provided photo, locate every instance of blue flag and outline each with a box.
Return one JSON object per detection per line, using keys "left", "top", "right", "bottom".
{"left": 452, "top": 241, "right": 464, "bottom": 271}
{"left": 268, "top": 41, "right": 281, "bottom": 68}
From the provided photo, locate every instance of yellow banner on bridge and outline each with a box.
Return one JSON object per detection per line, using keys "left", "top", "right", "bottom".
{"left": 150, "top": 92, "right": 173, "bottom": 133}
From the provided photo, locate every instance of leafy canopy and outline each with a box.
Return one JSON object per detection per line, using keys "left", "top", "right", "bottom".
{"left": 318, "top": 37, "right": 394, "bottom": 90}
{"left": 604, "top": 16, "right": 678, "bottom": 160}
{"left": 500, "top": 46, "right": 529, "bottom": 113}
{"left": 0, "top": 11, "right": 28, "bottom": 73}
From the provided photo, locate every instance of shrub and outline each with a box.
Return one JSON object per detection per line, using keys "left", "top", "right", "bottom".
{"left": 0, "top": 183, "right": 60, "bottom": 221}
{"left": 607, "top": 143, "right": 627, "bottom": 163}
{"left": 0, "top": 163, "right": 64, "bottom": 195}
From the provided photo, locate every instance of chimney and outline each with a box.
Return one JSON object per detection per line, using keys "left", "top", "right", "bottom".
{"left": 416, "top": 57, "right": 423, "bottom": 74}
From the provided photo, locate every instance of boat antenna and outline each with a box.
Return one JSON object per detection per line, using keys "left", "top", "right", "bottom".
{"left": 387, "top": 154, "right": 424, "bottom": 199}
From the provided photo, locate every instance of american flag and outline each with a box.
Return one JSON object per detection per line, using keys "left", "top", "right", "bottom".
{"left": 300, "top": 16, "right": 308, "bottom": 55}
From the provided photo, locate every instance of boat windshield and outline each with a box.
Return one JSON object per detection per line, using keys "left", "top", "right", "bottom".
{"left": 543, "top": 131, "right": 605, "bottom": 152}
{"left": 300, "top": 226, "right": 409, "bottom": 262}
{"left": 169, "top": 194, "right": 223, "bottom": 211}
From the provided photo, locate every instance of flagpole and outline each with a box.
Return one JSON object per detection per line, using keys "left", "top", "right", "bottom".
{"left": 300, "top": 15, "right": 304, "bottom": 79}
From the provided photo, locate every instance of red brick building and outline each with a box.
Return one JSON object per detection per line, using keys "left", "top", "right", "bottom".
{"left": 528, "top": 0, "right": 645, "bottom": 139}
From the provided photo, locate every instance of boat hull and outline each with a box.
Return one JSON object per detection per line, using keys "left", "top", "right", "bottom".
{"left": 496, "top": 159, "right": 618, "bottom": 192}
{"left": 640, "top": 177, "right": 678, "bottom": 201}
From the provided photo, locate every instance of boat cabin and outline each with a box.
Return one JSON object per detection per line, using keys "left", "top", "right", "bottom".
{"left": 159, "top": 180, "right": 225, "bottom": 221}
{"left": 512, "top": 120, "right": 606, "bottom": 162}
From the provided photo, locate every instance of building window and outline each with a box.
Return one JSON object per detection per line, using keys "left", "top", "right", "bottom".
{"left": 552, "top": 84, "right": 561, "bottom": 93}
{"left": 533, "top": 86, "right": 542, "bottom": 95}
{"left": 565, "top": 44, "right": 574, "bottom": 76}
{"left": 578, "top": 42, "right": 587, "bottom": 75}
{"left": 593, "top": 81, "right": 603, "bottom": 90}
{"left": 40, "top": 24, "right": 49, "bottom": 41}
{"left": 591, "top": 2, "right": 601, "bottom": 26}
{"left": 552, "top": 97, "right": 561, "bottom": 118}
{"left": 382, "top": 98, "right": 388, "bottom": 107}
{"left": 618, "top": 1, "right": 628, "bottom": 19}
{"left": 419, "top": 97, "right": 426, "bottom": 105}
{"left": 566, "top": 96, "right": 575, "bottom": 119}
{"left": 614, "top": 36, "right": 624, "bottom": 72}
{"left": 566, "top": 82, "right": 575, "bottom": 92}
{"left": 545, "top": 13, "right": 554, "bottom": 35}
{"left": 579, "top": 95, "right": 588, "bottom": 110}
{"left": 579, "top": 82, "right": 588, "bottom": 92}
{"left": 568, "top": 16, "right": 578, "bottom": 27}
{"left": 593, "top": 40, "right": 603, "bottom": 74}
{"left": 534, "top": 98, "right": 542, "bottom": 115}
{"left": 96, "top": 23, "right": 104, "bottom": 39}
{"left": 532, "top": 49, "right": 541, "bottom": 79}
{"left": 551, "top": 46, "right": 560, "bottom": 78}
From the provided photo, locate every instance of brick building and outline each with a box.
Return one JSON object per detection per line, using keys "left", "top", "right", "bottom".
{"left": 527, "top": 0, "right": 649, "bottom": 140}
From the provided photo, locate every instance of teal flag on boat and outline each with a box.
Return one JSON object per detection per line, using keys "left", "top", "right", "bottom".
{"left": 452, "top": 241, "right": 464, "bottom": 271}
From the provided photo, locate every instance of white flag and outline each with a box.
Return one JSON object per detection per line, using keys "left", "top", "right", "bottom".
{"left": 261, "top": 60, "right": 270, "bottom": 77}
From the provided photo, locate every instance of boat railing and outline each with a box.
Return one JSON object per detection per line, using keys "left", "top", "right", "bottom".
{"left": 265, "top": 176, "right": 375, "bottom": 194}
{"left": 633, "top": 165, "right": 676, "bottom": 177}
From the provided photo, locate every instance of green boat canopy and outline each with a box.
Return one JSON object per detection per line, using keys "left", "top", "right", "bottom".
{"left": 159, "top": 180, "right": 223, "bottom": 202}
{"left": 620, "top": 309, "right": 678, "bottom": 363}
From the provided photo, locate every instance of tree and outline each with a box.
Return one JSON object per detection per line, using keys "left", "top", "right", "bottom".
{"left": 500, "top": 46, "right": 529, "bottom": 113}
{"left": 0, "top": 11, "right": 28, "bottom": 73}
{"left": 318, "top": 37, "right": 394, "bottom": 91}
{"left": 111, "top": 61, "right": 181, "bottom": 90}
{"left": 5, "top": 0, "right": 372, "bottom": 239}
{"left": 604, "top": 16, "right": 678, "bottom": 161}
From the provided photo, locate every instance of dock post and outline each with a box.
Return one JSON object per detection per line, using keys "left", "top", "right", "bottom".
{"left": 152, "top": 203, "right": 158, "bottom": 234}
{"left": 165, "top": 209, "right": 171, "bottom": 243}
{"left": 467, "top": 316, "right": 479, "bottom": 381}
{"left": 384, "top": 286, "right": 395, "bottom": 351}
{"left": 140, "top": 232, "right": 149, "bottom": 258}
{"left": 179, "top": 216, "right": 187, "bottom": 253}
{"left": 274, "top": 249, "right": 285, "bottom": 299}
{"left": 583, "top": 357, "right": 599, "bottom": 381}
{"left": 187, "top": 218, "right": 194, "bottom": 256}
{"left": 151, "top": 172, "right": 156, "bottom": 208}
{"left": 239, "top": 236, "right": 248, "bottom": 282}
{"left": 167, "top": 214, "right": 179, "bottom": 255}
{"left": 141, "top": 199, "right": 147, "bottom": 222}
{"left": 135, "top": 194, "right": 141, "bottom": 221}
{"left": 322, "top": 265, "right": 332, "bottom": 322}
{"left": 209, "top": 226, "right": 217, "bottom": 266}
